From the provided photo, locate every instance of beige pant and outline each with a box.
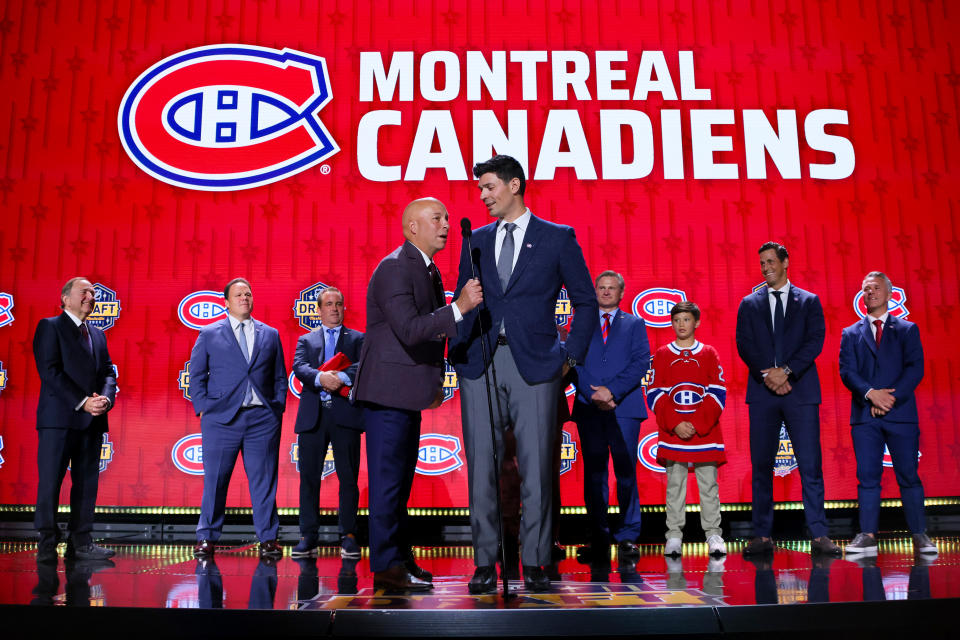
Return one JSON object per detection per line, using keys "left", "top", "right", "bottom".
{"left": 663, "top": 460, "right": 722, "bottom": 540}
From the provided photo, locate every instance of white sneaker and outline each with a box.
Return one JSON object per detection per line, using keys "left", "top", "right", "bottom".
{"left": 707, "top": 535, "right": 727, "bottom": 556}
{"left": 707, "top": 557, "right": 727, "bottom": 573}
{"left": 664, "top": 537, "right": 682, "bottom": 556}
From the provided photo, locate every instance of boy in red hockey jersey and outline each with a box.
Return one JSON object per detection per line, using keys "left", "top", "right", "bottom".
{"left": 646, "top": 301, "right": 727, "bottom": 557}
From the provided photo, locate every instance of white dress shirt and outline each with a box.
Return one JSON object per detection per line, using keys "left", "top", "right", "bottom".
{"left": 494, "top": 208, "right": 532, "bottom": 270}
{"left": 767, "top": 281, "right": 791, "bottom": 323}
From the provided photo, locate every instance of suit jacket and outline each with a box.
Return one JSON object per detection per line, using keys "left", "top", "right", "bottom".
{"left": 449, "top": 214, "right": 598, "bottom": 384}
{"left": 354, "top": 241, "right": 458, "bottom": 411}
{"left": 33, "top": 312, "right": 117, "bottom": 430}
{"left": 572, "top": 310, "right": 650, "bottom": 421}
{"left": 293, "top": 326, "right": 364, "bottom": 431}
{"left": 735, "top": 284, "right": 825, "bottom": 405}
{"left": 188, "top": 317, "right": 287, "bottom": 423}
{"left": 839, "top": 314, "right": 923, "bottom": 424}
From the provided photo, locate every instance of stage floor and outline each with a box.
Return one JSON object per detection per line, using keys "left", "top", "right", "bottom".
{"left": 0, "top": 537, "right": 955, "bottom": 610}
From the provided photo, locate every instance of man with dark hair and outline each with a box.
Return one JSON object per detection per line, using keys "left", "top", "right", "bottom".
{"left": 450, "top": 154, "right": 598, "bottom": 593}
{"left": 572, "top": 270, "right": 649, "bottom": 564}
{"left": 291, "top": 287, "right": 365, "bottom": 559}
{"left": 189, "top": 278, "right": 287, "bottom": 559}
{"left": 840, "top": 272, "right": 936, "bottom": 556}
{"left": 735, "top": 242, "right": 839, "bottom": 556}
{"left": 33, "top": 277, "right": 117, "bottom": 561}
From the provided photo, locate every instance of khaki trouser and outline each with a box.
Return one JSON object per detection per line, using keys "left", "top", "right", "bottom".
{"left": 663, "top": 460, "right": 722, "bottom": 540}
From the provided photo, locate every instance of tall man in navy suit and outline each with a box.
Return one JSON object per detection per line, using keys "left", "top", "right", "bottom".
{"left": 33, "top": 277, "right": 117, "bottom": 562}
{"left": 572, "top": 270, "right": 650, "bottom": 563}
{"left": 450, "top": 155, "right": 598, "bottom": 593}
{"left": 188, "top": 278, "right": 287, "bottom": 559}
{"left": 735, "top": 242, "right": 840, "bottom": 556}
{"left": 290, "top": 287, "right": 365, "bottom": 559}
{"left": 839, "top": 272, "right": 937, "bottom": 556}
{"left": 354, "top": 197, "right": 483, "bottom": 591}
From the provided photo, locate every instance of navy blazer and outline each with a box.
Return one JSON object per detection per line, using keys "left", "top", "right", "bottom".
{"left": 449, "top": 214, "right": 598, "bottom": 384}
{"left": 354, "top": 241, "right": 457, "bottom": 411}
{"left": 188, "top": 318, "right": 287, "bottom": 423}
{"left": 839, "top": 314, "right": 924, "bottom": 424}
{"left": 572, "top": 310, "right": 650, "bottom": 421}
{"left": 293, "top": 326, "right": 364, "bottom": 431}
{"left": 735, "top": 284, "right": 825, "bottom": 405}
{"left": 33, "top": 312, "right": 117, "bottom": 430}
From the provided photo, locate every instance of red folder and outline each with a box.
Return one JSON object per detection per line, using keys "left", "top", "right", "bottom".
{"left": 320, "top": 351, "right": 353, "bottom": 397}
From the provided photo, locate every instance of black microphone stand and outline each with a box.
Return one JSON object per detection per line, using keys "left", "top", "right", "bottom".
{"left": 460, "top": 218, "right": 513, "bottom": 599}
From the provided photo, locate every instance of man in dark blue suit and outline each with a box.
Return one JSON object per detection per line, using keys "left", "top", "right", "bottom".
{"left": 450, "top": 155, "right": 598, "bottom": 593}
{"left": 354, "top": 197, "right": 482, "bottom": 591}
{"left": 839, "top": 271, "right": 936, "bottom": 556}
{"left": 33, "top": 277, "right": 117, "bottom": 562}
{"left": 735, "top": 242, "right": 839, "bottom": 556}
{"left": 188, "top": 278, "right": 287, "bottom": 559}
{"left": 572, "top": 270, "right": 649, "bottom": 563}
{"left": 290, "top": 287, "right": 365, "bottom": 559}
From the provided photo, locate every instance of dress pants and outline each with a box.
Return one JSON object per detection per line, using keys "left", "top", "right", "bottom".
{"left": 576, "top": 411, "right": 644, "bottom": 543}
{"left": 297, "top": 409, "right": 362, "bottom": 539}
{"left": 197, "top": 405, "right": 281, "bottom": 542}
{"left": 748, "top": 400, "right": 828, "bottom": 538}
{"left": 851, "top": 418, "right": 926, "bottom": 534}
{"left": 364, "top": 403, "right": 421, "bottom": 573}
{"left": 35, "top": 427, "right": 104, "bottom": 546}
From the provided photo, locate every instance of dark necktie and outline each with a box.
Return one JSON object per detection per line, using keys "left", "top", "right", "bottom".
{"left": 497, "top": 222, "right": 517, "bottom": 291}
{"left": 79, "top": 322, "right": 93, "bottom": 355}
{"left": 772, "top": 290, "right": 785, "bottom": 366}
{"left": 428, "top": 263, "right": 444, "bottom": 308}
{"left": 874, "top": 319, "right": 883, "bottom": 347}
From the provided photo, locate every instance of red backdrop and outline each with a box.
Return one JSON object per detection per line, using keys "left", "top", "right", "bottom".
{"left": 0, "top": 1, "right": 957, "bottom": 511}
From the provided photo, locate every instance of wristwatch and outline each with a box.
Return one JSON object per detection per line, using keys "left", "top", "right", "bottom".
{"left": 565, "top": 355, "right": 577, "bottom": 368}
{"left": 781, "top": 365, "right": 793, "bottom": 377}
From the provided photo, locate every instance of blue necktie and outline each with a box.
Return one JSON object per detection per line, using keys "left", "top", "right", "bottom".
{"left": 772, "top": 291, "right": 785, "bottom": 366}
{"left": 321, "top": 328, "right": 337, "bottom": 402}
{"left": 238, "top": 321, "right": 253, "bottom": 406}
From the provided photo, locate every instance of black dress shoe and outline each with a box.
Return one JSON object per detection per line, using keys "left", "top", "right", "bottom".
{"left": 194, "top": 539, "right": 215, "bottom": 557}
{"left": 66, "top": 542, "right": 115, "bottom": 560}
{"left": 522, "top": 565, "right": 550, "bottom": 592}
{"left": 551, "top": 542, "right": 567, "bottom": 562}
{"left": 468, "top": 565, "right": 498, "bottom": 594}
{"left": 373, "top": 565, "right": 432, "bottom": 592}
{"left": 742, "top": 537, "right": 774, "bottom": 556}
{"left": 618, "top": 540, "right": 640, "bottom": 558}
{"left": 405, "top": 558, "right": 432, "bottom": 582}
{"left": 259, "top": 539, "right": 283, "bottom": 558}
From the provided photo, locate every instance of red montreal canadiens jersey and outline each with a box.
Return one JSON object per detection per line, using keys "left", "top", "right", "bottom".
{"left": 646, "top": 341, "right": 727, "bottom": 465}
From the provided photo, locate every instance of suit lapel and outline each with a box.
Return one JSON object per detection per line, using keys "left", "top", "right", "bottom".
{"left": 505, "top": 216, "right": 540, "bottom": 292}
{"left": 479, "top": 225, "right": 501, "bottom": 296}
{"left": 859, "top": 316, "right": 878, "bottom": 357}
{"left": 220, "top": 319, "right": 247, "bottom": 363}
{"left": 249, "top": 321, "right": 263, "bottom": 365}
{"left": 59, "top": 313, "right": 95, "bottom": 368}
{"left": 757, "top": 289, "right": 774, "bottom": 337}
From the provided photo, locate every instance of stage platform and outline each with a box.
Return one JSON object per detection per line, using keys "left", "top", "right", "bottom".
{"left": 0, "top": 538, "right": 956, "bottom": 638}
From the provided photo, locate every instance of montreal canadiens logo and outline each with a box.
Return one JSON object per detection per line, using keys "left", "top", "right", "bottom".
{"left": 637, "top": 432, "right": 665, "bottom": 473}
{"left": 416, "top": 434, "right": 463, "bottom": 476}
{"left": 632, "top": 288, "right": 687, "bottom": 328}
{"left": 172, "top": 433, "right": 205, "bottom": 475}
{"left": 0, "top": 292, "right": 14, "bottom": 327}
{"left": 670, "top": 383, "right": 704, "bottom": 414}
{"left": 87, "top": 283, "right": 121, "bottom": 331}
{"left": 853, "top": 286, "right": 909, "bottom": 320}
{"left": 288, "top": 372, "right": 304, "bottom": 398}
{"left": 119, "top": 44, "right": 339, "bottom": 191}
{"left": 178, "top": 290, "right": 227, "bottom": 329}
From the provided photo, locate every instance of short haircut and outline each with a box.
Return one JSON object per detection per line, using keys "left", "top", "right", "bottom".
{"left": 224, "top": 277, "right": 251, "bottom": 299}
{"left": 758, "top": 241, "right": 788, "bottom": 261}
{"left": 319, "top": 286, "right": 343, "bottom": 303}
{"left": 863, "top": 271, "right": 894, "bottom": 293}
{"left": 472, "top": 154, "right": 526, "bottom": 196}
{"left": 670, "top": 300, "right": 701, "bottom": 322}
{"left": 60, "top": 276, "right": 89, "bottom": 308}
{"left": 595, "top": 270, "right": 625, "bottom": 291}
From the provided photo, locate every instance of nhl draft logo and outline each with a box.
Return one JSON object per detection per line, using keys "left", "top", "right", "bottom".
{"left": 416, "top": 434, "right": 463, "bottom": 476}
{"left": 86, "top": 283, "right": 121, "bottom": 331}
{"left": 293, "top": 281, "right": 332, "bottom": 331}
{"left": 632, "top": 288, "right": 687, "bottom": 328}
{"left": 178, "top": 291, "right": 227, "bottom": 329}
{"left": 289, "top": 439, "right": 336, "bottom": 477}
{"left": 178, "top": 363, "right": 191, "bottom": 400}
{"left": 0, "top": 360, "right": 6, "bottom": 397}
{"left": 882, "top": 445, "right": 921, "bottom": 468}
{"left": 172, "top": 433, "right": 205, "bottom": 475}
{"left": 555, "top": 287, "right": 572, "bottom": 329}
{"left": 853, "top": 286, "right": 909, "bottom": 320}
{"left": 558, "top": 429, "right": 578, "bottom": 475}
{"left": 98, "top": 434, "right": 115, "bottom": 473}
{"left": 637, "top": 432, "right": 666, "bottom": 473}
{"left": 0, "top": 292, "right": 13, "bottom": 327}
{"left": 288, "top": 371, "right": 304, "bottom": 398}
{"left": 119, "top": 44, "right": 339, "bottom": 191}
{"left": 773, "top": 424, "right": 798, "bottom": 477}
{"left": 442, "top": 361, "right": 458, "bottom": 403}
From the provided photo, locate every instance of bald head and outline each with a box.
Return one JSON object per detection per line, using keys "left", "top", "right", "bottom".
{"left": 402, "top": 197, "right": 450, "bottom": 258}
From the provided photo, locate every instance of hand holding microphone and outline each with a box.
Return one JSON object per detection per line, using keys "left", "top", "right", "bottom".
{"left": 455, "top": 218, "right": 483, "bottom": 314}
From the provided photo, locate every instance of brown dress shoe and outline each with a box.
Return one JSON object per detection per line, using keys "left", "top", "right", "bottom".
{"left": 373, "top": 565, "right": 433, "bottom": 591}
{"left": 742, "top": 537, "right": 774, "bottom": 556}
{"left": 194, "top": 539, "right": 215, "bottom": 557}
{"left": 810, "top": 536, "right": 841, "bottom": 556}
{"left": 259, "top": 539, "right": 282, "bottom": 558}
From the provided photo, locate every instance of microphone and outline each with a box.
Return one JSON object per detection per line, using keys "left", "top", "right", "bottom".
{"left": 460, "top": 218, "right": 472, "bottom": 238}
